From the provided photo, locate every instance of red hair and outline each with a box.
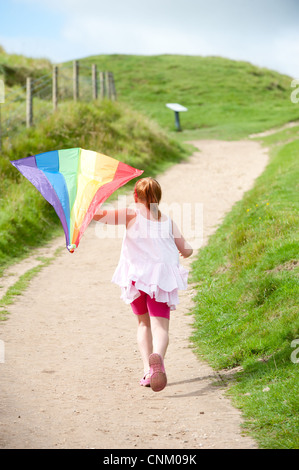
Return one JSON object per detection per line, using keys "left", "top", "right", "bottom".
{"left": 134, "top": 177, "right": 162, "bottom": 220}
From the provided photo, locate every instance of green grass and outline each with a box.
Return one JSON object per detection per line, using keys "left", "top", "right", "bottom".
{"left": 2, "top": 49, "right": 298, "bottom": 141}
{"left": 0, "top": 45, "right": 54, "bottom": 143}
{"left": 0, "top": 252, "right": 61, "bottom": 320}
{"left": 190, "top": 126, "right": 299, "bottom": 448}
{"left": 0, "top": 44, "right": 51, "bottom": 89}
{"left": 75, "top": 54, "right": 299, "bottom": 139}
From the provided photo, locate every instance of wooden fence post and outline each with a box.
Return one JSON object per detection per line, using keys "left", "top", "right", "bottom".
{"left": 105, "top": 71, "right": 111, "bottom": 99}
{"left": 92, "top": 64, "right": 98, "bottom": 100}
{"left": 110, "top": 72, "right": 117, "bottom": 101}
{"left": 73, "top": 60, "right": 79, "bottom": 101}
{"left": 99, "top": 71, "right": 106, "bottom": 99}
{"left": 108, "top": 72, "right": 113, "bottom": 100}
{"left": 26, "top": 77, "right": 33, "bottom": 128}
{"left": 52, "top": 65, "right": 58, "bottom": 111}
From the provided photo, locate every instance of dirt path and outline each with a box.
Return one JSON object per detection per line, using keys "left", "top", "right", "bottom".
{"left": 0, "top": 139, "right": 269, "bottom": 449}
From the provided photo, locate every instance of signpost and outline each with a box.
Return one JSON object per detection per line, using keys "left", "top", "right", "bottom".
{"left": 166, "top": 103, "right": 188, "bottom": 131}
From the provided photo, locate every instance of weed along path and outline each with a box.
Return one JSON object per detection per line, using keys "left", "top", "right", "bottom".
{"left": 0, "top": 139, "right": 268, "bottom": 449}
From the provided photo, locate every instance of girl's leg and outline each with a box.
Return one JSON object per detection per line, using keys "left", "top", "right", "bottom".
{"left": 136, "top": 312, "right": 153, "bottom": 373}
{"left": 149, "top": 316, "right": 169, "bottom": 359}
{"left": 131, "top": 291, "right": 153, "bottom": 374}
{"left": 146, "top": 296, "right": 170, "bottom": 359}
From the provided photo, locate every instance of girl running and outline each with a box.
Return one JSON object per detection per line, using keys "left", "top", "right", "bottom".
{"left": 93, "top": 177, "right": 193, "bottom": 392}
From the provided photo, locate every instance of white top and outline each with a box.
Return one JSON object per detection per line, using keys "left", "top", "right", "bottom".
{"left": 111, "top": 209, "right": 188, "bottom": 310}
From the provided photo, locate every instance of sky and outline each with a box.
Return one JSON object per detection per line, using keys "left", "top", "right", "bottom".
{"left": 0, "top": 0, "right": 298, "bottom": 77}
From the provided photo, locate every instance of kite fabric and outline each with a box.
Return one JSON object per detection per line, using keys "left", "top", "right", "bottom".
{"left": 11, "top": 148, "right": 143, "bottom": 252}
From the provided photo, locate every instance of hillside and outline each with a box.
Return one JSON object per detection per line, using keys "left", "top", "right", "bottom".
{"left": 76, "top": 54, "right": 299, "bottom": 138}
{"left": 1, "top": 48, "right": 298, "bottom": 140}
{"left": 0, "top": 45, "right": 51, "bottom": 89}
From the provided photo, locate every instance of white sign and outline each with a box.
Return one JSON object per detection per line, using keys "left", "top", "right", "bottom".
{"left": 166, "top": 103, "right": 188, "bottom": 112}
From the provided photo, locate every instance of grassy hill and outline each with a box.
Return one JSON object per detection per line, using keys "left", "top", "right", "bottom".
{"left": 1, "top": 48, "right": 298, "bottom": 140}
{"left": 0, "top": 45, "right": 51, "bottom": 88}
{"left": 75, "top": 54, "right": 299, "bottom": 139}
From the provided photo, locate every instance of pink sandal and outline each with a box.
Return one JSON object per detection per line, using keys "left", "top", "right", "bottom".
{"left": 149, "top": 353, "right": 167, "bottom": 392}
{"left": 140, "top": 371, "right": 151, "bottom": 387}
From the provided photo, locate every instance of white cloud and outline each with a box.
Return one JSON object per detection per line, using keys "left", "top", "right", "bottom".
{"left": 0, "top": 35, "right": 55, "bottom": 60}
{"left": 62, "top": 15, "right": 214, "bottom": 57}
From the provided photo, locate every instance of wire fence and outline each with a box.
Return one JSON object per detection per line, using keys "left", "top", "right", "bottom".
{"left": 0, "top": 61, "right": 117, "bottom": 150}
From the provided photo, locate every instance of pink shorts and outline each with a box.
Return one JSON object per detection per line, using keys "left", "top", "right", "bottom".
{"left": 130, "top": 285, "right": 170, "bottom": 320}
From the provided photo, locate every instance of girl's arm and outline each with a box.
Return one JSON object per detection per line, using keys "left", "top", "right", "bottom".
{"left": 93, "top": 207, "right": 136, "bottom": 227}
{"left": 172, "top": 220, "right": 193, "bottom": 258}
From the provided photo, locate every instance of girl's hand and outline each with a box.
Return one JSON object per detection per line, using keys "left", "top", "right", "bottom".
{"left": 172, "top": 220, "right": 193, "bottom": 258}
{"left": 179, "top": 248, "right": 193, "bottom": 258}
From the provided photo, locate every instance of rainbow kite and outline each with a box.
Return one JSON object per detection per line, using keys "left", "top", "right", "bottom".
{"left": 11, "top": 148, "right": 143, "bottom": 252}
